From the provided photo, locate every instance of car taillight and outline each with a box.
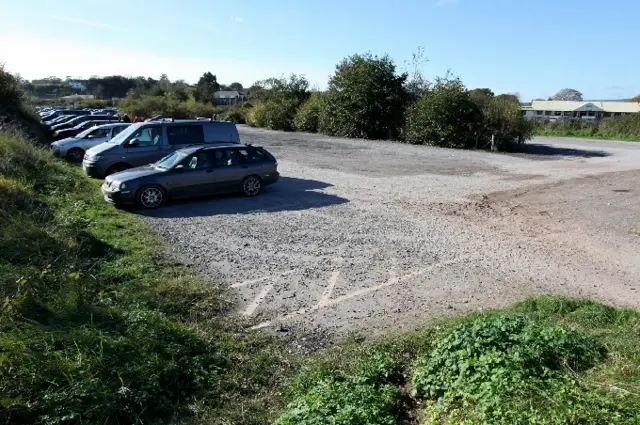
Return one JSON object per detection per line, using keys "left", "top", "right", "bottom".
{"left": 274, "top": 161, "right": 278, "bottom": 169}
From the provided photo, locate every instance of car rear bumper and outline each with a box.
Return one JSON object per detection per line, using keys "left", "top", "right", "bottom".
{"left": 101, "top": 184, "right": 136, "bottom": 205}
{"left": 263, "top": 172, "right": 279, "bottom": 185}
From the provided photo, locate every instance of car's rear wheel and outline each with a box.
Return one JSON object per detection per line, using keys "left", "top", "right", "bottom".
{"left": 66, "top": 148, "right": 85, "bottom": 163}
{"left": 241, "top": 175, "right": 263, "bottom": 197}
{"left": 106, "top": 163, "right": 130, "bottom": 176}
{"left": 136, "top": 185, "right": 166, "bottom": 209}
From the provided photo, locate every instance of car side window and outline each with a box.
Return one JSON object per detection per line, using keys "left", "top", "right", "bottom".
{"left": 182, "top": 151, "right": 214, "bottom": 169}
{"left": 130, "top": 126, "right": 161, "bottom": 147}
{"left": 112, "top": 126, "right": 127, "bottom": 137}
{"left": 214, "top": 149, "right": 247, "bottom": 167}
{"left": 167, "top": 125, "right": 205, "bottom": 145}
{"left": 246, "top": 148, "right": 268, "bottom": 163}
{"left": 89, "top": 128, "right": 110, "bottom": 138}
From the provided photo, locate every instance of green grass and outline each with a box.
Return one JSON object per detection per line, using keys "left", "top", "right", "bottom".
{"left": 534, "top": 128, "right": 640, "bottom": 142}
{"left": 1, "top": 130, "right": 639, "bottom": 424}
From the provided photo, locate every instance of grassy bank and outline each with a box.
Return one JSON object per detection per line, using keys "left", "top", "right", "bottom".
{"left": 532, "top": 115, "right": 640, "bottom": 142}
{"left": 1, "top": 131, "right": 639, "bottom": 424}
{"left": 0, "top": 131, "right": 299, "bottom": 424}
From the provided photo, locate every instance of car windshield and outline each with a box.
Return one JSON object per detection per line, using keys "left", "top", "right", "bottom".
{"left": 107, "top": 123, "right": 143, "bottom": 144}
{"left": 154, "top": 150, "right": 190, "bottom": 169}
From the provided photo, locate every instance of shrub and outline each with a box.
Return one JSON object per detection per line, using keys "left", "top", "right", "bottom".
{"left": 263, "top": 99, "right": 298, "bottom": 131}
{"left": 274, "top": 353, "right": 402, "bottom": 425}
{"left": 411, "top": 314, "right": 629, "bottom": 424}
{"left": 405, "top": 77, "right": 482, "bottom": 148}
{"left": 246, "top": 102, "right": 267, "bottom": 127}
{"left": 293, "top": 92, "right": 323, "bottom": 132}
{"left": 218, "top": 105, "right": 247, "bottom": 124}
{"left": 318, "top": 53, "right": 408, "bottom": 140}
{"left": 483, "top": 94, "right": 534, "bottom": 148}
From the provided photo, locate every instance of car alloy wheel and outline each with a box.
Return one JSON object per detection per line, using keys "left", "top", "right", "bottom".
{"left": 138, "top": 186, "right": 164, "bottom": 208}
{"left": 66, "top": 148, "right": 84, "bottom": 163}
{"left": 242, "top": 175, "right": 262, "bottom": 197}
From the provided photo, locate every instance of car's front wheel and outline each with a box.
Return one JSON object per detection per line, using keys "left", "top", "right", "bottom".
{"left": 241, "top": 175, "right": 263, "bottom": 197}
{"left": 136, "top": 185, "right": 166, "bottom": 209}
{"left": 106, "top": 163, "right": 130, "bottom": 176}
{"left": 66, "top": 148, "right": 85, "bottom": 163}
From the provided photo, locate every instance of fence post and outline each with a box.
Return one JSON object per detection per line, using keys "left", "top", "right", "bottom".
{"left": 491, "top": 134, "right": 496, "bottom": 151}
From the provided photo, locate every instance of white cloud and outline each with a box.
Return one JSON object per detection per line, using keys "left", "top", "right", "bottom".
{"left": 436, "top": 0, "right": 459, "bottom": 6}
{"left": 50, "top": 14, "right": 119, "bottom": 30}
{"left": 0, "top": 32, "right": 329, "bottom": 88}
{"left": 233, "top": 17, "right": 244, "bottom": 23}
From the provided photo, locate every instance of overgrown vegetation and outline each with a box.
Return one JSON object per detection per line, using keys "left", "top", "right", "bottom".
{"left": 275, "top": 297, "right": 640, "bottom": 424}
{"left": 119, "top": 95, "right": 217, "bottom": 119}
{"left": 533, "top": 115, "right": 640, "bottom": 141}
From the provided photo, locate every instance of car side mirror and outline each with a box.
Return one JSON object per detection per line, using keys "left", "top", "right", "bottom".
{"left": 174, "top": 165, "right": 185, "bottom": 172}
{"left": 86, "top": 135, "right": 93, "bottom": 139}
{"left": 127, "top": 138, "right": 139, "bottom": 147}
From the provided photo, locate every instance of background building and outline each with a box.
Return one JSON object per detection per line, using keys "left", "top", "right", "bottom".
{"left": 522, "top": 100, "right": 640, "bottom": 120}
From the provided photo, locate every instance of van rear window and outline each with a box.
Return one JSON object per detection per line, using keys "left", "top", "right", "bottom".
{"left": 167, "top": 125, "right": 205, "bottom": 145}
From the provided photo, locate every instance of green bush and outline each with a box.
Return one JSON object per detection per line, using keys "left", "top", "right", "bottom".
{"left": 263, "top": 99, "right": 298, "bottom": 131}
{"left": 246, "top": 102, "right": 267, "bottom": 127}
{"left": 411, "top": 314, "right": 635, "bottom": 424}
{"left": 274, "top": 353, "right": 402, "bottom": 425}
{"left": 218, "top": 105, "right": 247, "bottom": 124}
{"left": 293, "top": 92, "right": 323, "bottom": 133}
{"left": 405, "top": 77, "right": 482, "bottom": 148}
{"left": 318, "top": 53, "right": 407, "bottom": 140}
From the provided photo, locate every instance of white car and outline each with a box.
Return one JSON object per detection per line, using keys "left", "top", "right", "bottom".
{"left": 50, "top": 123, "right": 131, "bottom": 162}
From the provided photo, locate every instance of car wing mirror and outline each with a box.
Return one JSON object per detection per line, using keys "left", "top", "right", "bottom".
{"left": 174, "top": 165, "right": 185, "bottom": 172}
{"left": 127, "top": 138, "right": 140, "bottom": 147}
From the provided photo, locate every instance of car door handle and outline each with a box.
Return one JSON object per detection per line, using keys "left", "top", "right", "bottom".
{"left": 206, "top": 168, "right": 213, "bottom": 173}
{"left": 241, "top": 165, "right": 248, "bottom": 168}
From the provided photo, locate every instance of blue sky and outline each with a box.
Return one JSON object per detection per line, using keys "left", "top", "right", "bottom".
{"left": 1, "top": 0, "right": 638, "bottom": 100}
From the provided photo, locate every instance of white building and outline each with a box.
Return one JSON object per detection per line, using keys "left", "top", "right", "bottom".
{"left": 522, "top": 100, "right": 640, "bottom": 120}
{"left": 68, "top": 80, "right": 87, "bottom": 91}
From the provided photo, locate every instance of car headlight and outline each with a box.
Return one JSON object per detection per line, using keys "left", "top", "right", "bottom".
{"left": 89, "top": 154, "right": 102, "bottom": 161}
{"left": 119, "top": 182, "right": 127, "bottom": 190}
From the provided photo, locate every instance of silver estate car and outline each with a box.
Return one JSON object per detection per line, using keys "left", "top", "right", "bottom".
{"left": 101, "top": 144, "right": 279, "bottom": 208}
{"left": 83, "top": 120, "right": 241, "bottom": 178}
{"left": 51, "top": 123, "right": 131, "bottom": 162}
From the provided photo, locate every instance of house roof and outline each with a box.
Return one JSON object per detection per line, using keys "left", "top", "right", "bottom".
{"left": 529, "top": 100, "right": 640, "bottom": 113}
{"left": 214, "top": 90, "right": 244, "bottom": 98}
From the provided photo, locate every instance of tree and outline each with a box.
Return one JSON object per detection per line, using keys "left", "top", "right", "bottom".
{"left": 628, "top": 94, "right": 640, "bottom": 102}
{"left": 229, "top": 82, "right": 244, "bottom": 92}
{"left": 194, "top": 72, "right": 220, "bottom": 103}
{"left": 405, "top": 76, "right": 482, "bottom": 148}
{"left": 318, "top": 53, "right": 408, "bottom": 139}
{"left": 469, "top": 88, "right": 495, "bottom": 110}
{"left": 551, "top": 88, "right": 583, "bottom": 101}
{"left": 404, "top": 46, "right": 429, "bottom": 102}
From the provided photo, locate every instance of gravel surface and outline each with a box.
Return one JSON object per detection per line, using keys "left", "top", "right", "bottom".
{"left": 142, "top": 128, "right": 640, "bottom": 337}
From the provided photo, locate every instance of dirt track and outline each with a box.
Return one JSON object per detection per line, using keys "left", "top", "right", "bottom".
{"left": 142, "top": 128, "right": 640, "bottom": 337}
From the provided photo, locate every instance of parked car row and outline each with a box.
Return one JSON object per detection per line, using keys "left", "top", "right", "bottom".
{"left": 49, "top": 118, "right": 280, "bottom": 209}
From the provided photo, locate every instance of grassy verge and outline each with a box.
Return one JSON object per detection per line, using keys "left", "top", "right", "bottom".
{"left": 1, "top": 131, "right": 639, "bottom": 424}
{"left": 0, "top": 131, "right": 299, "bottom": 424}
{"left": 534, "top": 129, "right": 640, "bottom": 142}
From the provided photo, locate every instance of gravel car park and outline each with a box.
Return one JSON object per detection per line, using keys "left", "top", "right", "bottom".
{"left": 142, "top": 126, "right": 640, "bottom": 336}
